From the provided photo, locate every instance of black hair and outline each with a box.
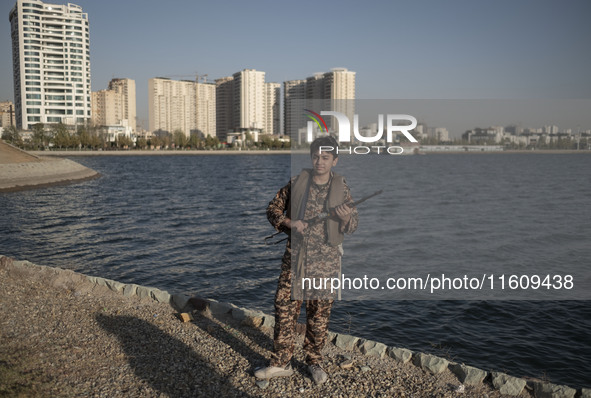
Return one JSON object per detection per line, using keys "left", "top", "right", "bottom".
{"left": 310, "top": 136, "right": 339, "bottom": 158}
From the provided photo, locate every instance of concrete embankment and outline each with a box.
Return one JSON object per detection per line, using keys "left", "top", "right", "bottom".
{"left": 0, "top": 141, "right": 99, "bottom": 192}
{"left": 1, "top": 255, "right": 587, "bottom": 397}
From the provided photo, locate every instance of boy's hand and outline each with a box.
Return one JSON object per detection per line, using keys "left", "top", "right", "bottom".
{"left": 286, "top": 219, "right": 308, "bottom": 234}
{"left": 334, "top": 204, "right": 352, "bottom": 223}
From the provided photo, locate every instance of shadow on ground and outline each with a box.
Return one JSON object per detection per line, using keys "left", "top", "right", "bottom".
{"left": 96, "top": 314, "right": 252, "bottom": 398}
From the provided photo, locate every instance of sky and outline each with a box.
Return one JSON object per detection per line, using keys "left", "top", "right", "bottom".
{"left": 1, "top": 0, "right": 591, "bottom": 136}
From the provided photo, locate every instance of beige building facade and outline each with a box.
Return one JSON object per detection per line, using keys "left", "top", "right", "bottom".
{"left": 91, "top": 78, "right": 136, "bottom": 131}
{"left": 265, "top": 82, "right": 280, "bottom": 135}
{"left": 0, "top": 101, "right": 16, "bottom": 128}
{"left": 283, "top": 68, "right": 356, "bottom": 141}
{"left": 233, "top": 69, "right": 266, "bottom": 132}
{"left": 196, "top": 82, "right": 216, "bottom": 138}
{"left": 149, "top": 78, "right": 216, "bottom": 138}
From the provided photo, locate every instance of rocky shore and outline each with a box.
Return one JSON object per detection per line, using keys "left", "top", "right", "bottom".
{"left": 0, "top": 141, "right": 100, "bottom": 192}
{"left": 2, "top": 256, "right": 587, "bottom": 397}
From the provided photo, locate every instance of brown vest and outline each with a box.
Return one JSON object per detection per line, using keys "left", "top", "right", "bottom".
{"left": 289, "top": 169, "right": 345, "bottom": 247}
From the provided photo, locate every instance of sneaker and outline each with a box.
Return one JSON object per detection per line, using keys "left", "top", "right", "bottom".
{"left": 308, "top": 364, "right": 328, "bottom": 385}
{"left": 254, "top": 363, "right": 294, "bottom": 379}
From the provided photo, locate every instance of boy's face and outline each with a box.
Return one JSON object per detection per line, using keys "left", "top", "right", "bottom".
{"left": 311, "top": 151, "right": 338, "bottom": 178}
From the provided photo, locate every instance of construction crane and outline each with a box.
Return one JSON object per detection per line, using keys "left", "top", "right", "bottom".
{"left": 163, "top": 73, "right": 209, "bottom": 83}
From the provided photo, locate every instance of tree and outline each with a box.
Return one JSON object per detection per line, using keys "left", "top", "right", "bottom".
{"left": 189, "top": 133, "right": 202, "bottom": 149}
{"left": 136, "top": 137, "right": 147, "bottom": 149}
{"left": 260, "top": 135, "right": 273, "bottom": 149}
{"left": 244, "top": 132, "right": 254, "bottom": 148}
{"left": 31, "top": 123, "right": 46, "bottom": 149}
{"left": 116, "top": 135, "right": 133, "bottom": 149}
{"left": 204, "top": 136, "right": 219, "bottom": 149}
{"left": 173, "top": 129, "right": 188, "bottom": 148}
{"left": 76, "top": 126, "right": 91, "bottom": 149}
{"left": 1, "top": 125, "right": 21, "bottom": 146}
{"left": 52, "top": 123, "right": 70, "bottom": 149}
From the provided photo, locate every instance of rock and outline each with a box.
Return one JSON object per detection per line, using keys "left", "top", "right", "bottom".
{"left": 360, "top": 366, "right": 371, "bottom": 373}
{"left": 387, "top": 346, "right": 413, "bottom": 364}
{"left": 135, "top": 285, "right": 152, "bottom": 299}
{"left": 340, "top": 360, "right": 354, "bottom": 369}
{"left": 449, "top": 363, "right": 487, "bottom": 386}
{"left": 532, "top": 381, "right": 576, "bottom": 398}
{"left": 232, "top": 308, "right": 264, "bottom": 322}
{"left": 412, "top": 353, "right": 448, "bottom": 374}
{"left": 209, "top": 300, "right": 237, "bottom": 315}
{"left": 334, "top": 333, "right": 359, "bottom": 351}
{"left": 150, "top": 288, "right": 171, "bottom": 304}
{"left": 93, "top": 277, "right": 108, "bottom": 287}
{"left": 105, "top": 279, "right": 125, "bottom": 293}
{"left": 241, "top": 316, "right": 263, "bottom": 328}
{"left": 359, "top": 339, "right": 387, "bottom": 358}
{"left": 172, "top": 294, "right": 190, "bottom": 311}
{"left": 122, "top": 284, "right": 138, "bottom": 297}
{"left": 580, "top": 388, "right": 591, "bottom": 398}
{"left": 491, "top": 372, "right": 526, "bottom": 396}
{"left": 188, "top": 297, "right": 209, "bottom": 311}
{"left": 326, "top": 331, "right": 337, "bottom": 343}
{"left": 255, "top": 380, "right": 269, "bottom": 389}
{"left": 177, "top": 313, "right": 192, "bottom": 323}
{"left": 261, "top": 315, "right": 275, "bottom": 328}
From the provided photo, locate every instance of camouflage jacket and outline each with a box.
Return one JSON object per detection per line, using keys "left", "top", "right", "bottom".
{"left": 267, "top": 172, "right": 359, "bottom": 293}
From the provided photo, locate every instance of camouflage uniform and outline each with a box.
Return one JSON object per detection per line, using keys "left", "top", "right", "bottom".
{"left": 267, "top": 172, "right": 358, "bottom": 366}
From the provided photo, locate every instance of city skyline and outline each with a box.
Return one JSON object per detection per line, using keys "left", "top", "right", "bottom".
{"left": 2, "top": 0, "right": 591, "bottom": 136}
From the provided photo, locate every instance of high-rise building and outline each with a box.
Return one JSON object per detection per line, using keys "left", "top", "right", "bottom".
{"left": 0, "top": 101, "right": 16, "bottom": 128}
{"left": 215, "top": 76, "right": 234, "bottom": 142}
{"left": 148, "top": 77, "right": 216, "bottom": 138}
{"left": 108, "top": 78, "right": 136, "bottom": 131}
{"left": 265, "top": 82, "right": 280, "bottom": 135}
{"left": 91, "top": 89, "right": 118, "bottom": 127}
{"left": 195, "top": 82, "right": 216, "bottom": 138}
{"left": 9, "top": 0, "right": 91, "bottom": 130}
{"left": 283, "top": 68, "right": 356, "bottom": 141}
{"left": 233, "top": 69, "right": 266, "bottom": 132}
{"left": 92, "top": 78, "right": 136, "bottom": 131}
{"left": 284, "top": 79, "right": 306, "bottom": 141}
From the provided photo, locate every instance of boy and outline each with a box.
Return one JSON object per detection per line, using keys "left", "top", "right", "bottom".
{"left": 255, "top": 136, "right": 358, "bottom": 385}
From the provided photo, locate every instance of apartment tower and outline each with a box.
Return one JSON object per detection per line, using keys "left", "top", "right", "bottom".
{"left": 284, "top": 68, "right": 355, "bottom": 142}
{"left": 149, "top": 77, "right": 216, "bottom": 138}
{"left": 265, "top": 82, "right": 280, "bottom": 135}
{"left": 91, "top": 78, "right": 136, "bottom": 130}
{"left": 232, "top": 69, "right": 266, "bottom": 132}
{"left": 9, "top": 0, "right": 91, "bottom": 130}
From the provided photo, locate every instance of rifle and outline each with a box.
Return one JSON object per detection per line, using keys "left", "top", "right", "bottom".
{"left": 264, "top": 189, "right": 382, "bottom": 245}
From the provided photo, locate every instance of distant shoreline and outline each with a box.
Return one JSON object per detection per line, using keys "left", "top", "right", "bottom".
{"left": 28, "top": 149, "right": 295, "bottom": 156}
{"left": 27, "top": 149, "right": 591, "bottom": 156}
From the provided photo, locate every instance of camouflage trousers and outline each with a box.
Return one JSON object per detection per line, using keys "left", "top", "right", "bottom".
{"left": 270, "top": 247, "right": 334, "bottom": 367}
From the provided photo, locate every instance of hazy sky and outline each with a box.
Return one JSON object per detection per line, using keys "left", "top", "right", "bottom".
{"left": 2, "top": 0, "right": 590, "bottom": 135}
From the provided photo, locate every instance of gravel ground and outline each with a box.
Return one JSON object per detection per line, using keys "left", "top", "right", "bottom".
{"left": 0, "top": 257, "right": 532, "bottom": 397}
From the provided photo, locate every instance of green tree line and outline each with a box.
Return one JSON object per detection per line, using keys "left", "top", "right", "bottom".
{"left": 1, "top": 125, "right": 291, "bottom": 151}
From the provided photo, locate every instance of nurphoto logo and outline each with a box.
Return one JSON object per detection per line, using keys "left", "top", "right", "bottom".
{"left": 305, "top": 109, "right": 418, "bottom": 155}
